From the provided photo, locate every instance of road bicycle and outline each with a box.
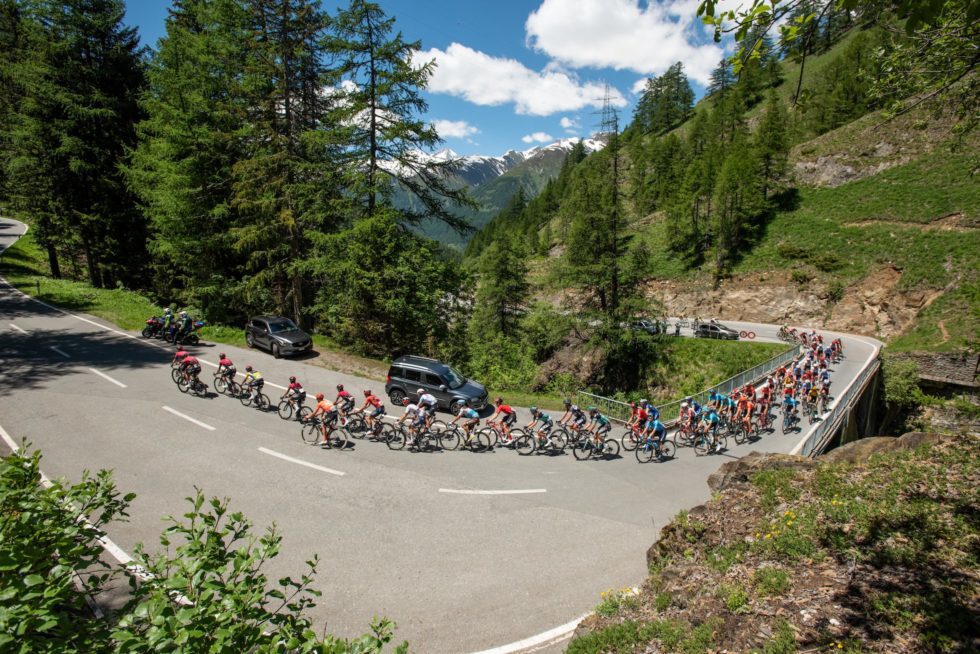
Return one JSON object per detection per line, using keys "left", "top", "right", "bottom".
{"left": 277, "top": 396, "right": 312, "bottom": 421}
{"left": 213, "top": 371, "right": 240, "bottom": 396}
{"left": 620, "top": 425, "right": 645, "bottom": 451}
{"left": 442, "top": 424, "right": 491, "bottom": 452}
{"left": 571, "top": 434, "right": 620, "bottom": 460}
{"left": 344, "top": 414, "right": 392, "bottom": 441}
{"left": 513, "top": 428, "right": 567, "bottom": 456}
{"left": 693, "top": 428, "right": 727, "bottom": 456}
{"left": 301, "top": 415, "right": 349, "bottom": 449}
{"left": 238, "top": 385, "right": 271, "bottom": 410}
{"left": 635, "top": 436, "right": 676, "bottom": 463}
{"left": 386, "top": 423, "right": 444, "bottom": 452}
{"left": 177, "top": 375, "right": 208, "bottom": 397}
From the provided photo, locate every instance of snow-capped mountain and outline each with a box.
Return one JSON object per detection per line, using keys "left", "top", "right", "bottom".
{"left": 394, "top": 135, "right": 606, "bottom": 188}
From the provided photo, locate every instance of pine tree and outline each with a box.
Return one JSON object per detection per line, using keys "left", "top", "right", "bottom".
{"left": 325, "top": 0, "right": 471, "bottom": 230}
{"left": 709, "top": 143, "right": 767, "bottom": 284}
{"left": 633, "top": 62, "right": 694, "bottom": 135}
{"left": 706, "top": 57, "right": 734, "bottom": 97}
{"left": 7, "top": 0, "right": 146, "bottom": 287}
{"left": 472, "top": 234, "right": 529, "bottom": 338}
{"left": 753, "top": 91, "right": 789, "bottom": 198}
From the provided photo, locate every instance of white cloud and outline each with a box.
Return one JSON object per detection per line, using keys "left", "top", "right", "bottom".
{"left": 559, "top": 116, "right": 579, "bottom": 129}
{"left": 522, "top": 132, "right": 554, "bottom": 144}
{"left": 432, "top": 119, "right": 479, "bottom": 139}
{"left": 414, "top": 43, "right": 626, "bottom": 116}
{"left": 631, "top": 78, "right": 649, "bottom": 95}
{"left": 525, "top": 0, "right": 725, "bottom": 85}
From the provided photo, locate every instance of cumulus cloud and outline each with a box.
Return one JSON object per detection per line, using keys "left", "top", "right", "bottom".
{"left": 559, "top": 116, "right": 579, "bottom": 130}
{"left": 631, "top": 78, "right": 649, "bottom": 95}
{"left": 432, "top": 119, "right": 479, "bottom": 139}
{"left": 414, "top": 43, "right": 626, "bottom": 116}
{"left": 525, "top": 0, "right": 724, "bottom": 85}
{"left": 522, "top": 132, "right": 554, "bottom": 144}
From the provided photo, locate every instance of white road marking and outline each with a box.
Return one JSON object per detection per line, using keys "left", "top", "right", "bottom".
{"left": 439, "top": 488, "right": 547, "bottom": 495}
{"left": 258, "top": 446, "right": 345, "bottom": 477}
{"left": 88, "top": 367, "right": 127, "bottom": 388}
{"left": 469, "top": 613, "right": 588, "bottom": 654}
{"left": 9, "top": 322, "right": 26, "bottom": 333}
{"left": 162, "top": 405, "right": 216, "bottom": 431}
{"left": 49, "top": 346, "right": 70, "bottom": 358}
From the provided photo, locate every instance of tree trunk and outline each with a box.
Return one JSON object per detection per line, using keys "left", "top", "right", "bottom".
{"left": 45, "top": 243, "right": 61, "bottom": 279}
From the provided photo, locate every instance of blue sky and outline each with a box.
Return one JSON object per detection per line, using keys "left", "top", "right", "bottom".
{"left": 124, "top": 1, "right": 729, "bottom": 156}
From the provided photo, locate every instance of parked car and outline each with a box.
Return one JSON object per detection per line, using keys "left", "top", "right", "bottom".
{"left": 385, "top": 355, "right": 488, "bottom": 414}
{"left": 245, "top": 316, "right": 313, "bottom": 358}
{"left": 693, "top": 322, "right": 740, "bottom": 340}
{"left": 630, "top": 319, "right": 663, "bottom": 335}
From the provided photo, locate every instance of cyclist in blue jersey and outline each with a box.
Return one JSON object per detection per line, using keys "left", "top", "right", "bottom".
{"left": 782, "top": 394, "right": 798, "bottom": 428}
{"left": 642, "top": 400, "right": 660, "bottom": 422}
{"left": 699, "top": 407, "right": 722, "bottom": 452}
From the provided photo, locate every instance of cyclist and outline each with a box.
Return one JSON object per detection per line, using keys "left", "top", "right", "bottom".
{"left": 334, "top": 384, "right": 355, "bottom": 418}
{"left": 643, "top": 400, "right": 660, "bottom": 423}
{"left": 281, "top": 376, "right": 306, "bottom": 410}
{"left": 818, "top": 384, "right": 831, "bottom": 412}
{"left": 450, "top": 405, "right": 481, "bottom": 443}
{"left": 627, "top": 401, "right": 648, "bottom": 436}
{"left": 179, "top": 353, "right": 201, "bottom": 385}
{"left": 586, "top": 407, "right": 611, "bottom": 451}
{"left": 242, "top": 365, "right": 264, "bottom": 401}
{"left": 559, "top": 399, "right": 588, "bottom": 429}
{"left": 216, "top": 352, "right": 235, "bottom": 381}
{"left": 736, "top": 393, "right": 755, "bottom": 434}
{"left": 525, "top": 407, "right": 555, "bottom": 449}
{"left": 397, "top": 397, "right": 422, "bottom": 445}
{"left": 781, "top": 394, "right": 798, "bottom": 429}
{"left": 306, "top": 393, "right": 337, "bottom": 446}
{"left": 351, "top": 389, "right": 385, "bottom": 435}
{"left": 699, "top": 407, "right": 722, "bottom": 452}
{"left": 417, "top": 389, "right": 438, "bottom": 427}
{"left": 172, "top": 345, "right": 189, "bottom": 367}
{"left": 489, "top": 398, "right": 517, "bottom": 445}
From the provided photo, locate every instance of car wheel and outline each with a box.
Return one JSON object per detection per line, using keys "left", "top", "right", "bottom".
{"left": 449, "top": 399, "right": 465, "bottom": 415}
{"left": 245, "top": 332, "right": 254, "bottom": 348}
{"left": 272, "top": 342, "right": 281, "bottom": 359}
{"left": 389, "top": 388, "right": 406, "bottom": 406}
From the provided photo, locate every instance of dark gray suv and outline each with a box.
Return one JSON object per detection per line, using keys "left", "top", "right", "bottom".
{"left": 245, "top": 316, "right": 313, "bottom": 358}
{"left": 385, "top": 355, "right": 488, "bottom": 414}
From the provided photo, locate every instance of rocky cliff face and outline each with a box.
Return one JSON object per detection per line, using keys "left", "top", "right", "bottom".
{"left": 646, "top": 266, "right": 944, "bottom": 340}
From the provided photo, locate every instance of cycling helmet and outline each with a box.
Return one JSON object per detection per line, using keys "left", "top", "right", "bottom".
{"left": 681, "top": 402, "right": 689, "bottom": 409}
{"left": 588, "top": 406, "right": 597, "bottom": 415}
{"left": 363, "top": 389, "right": 371, "bottom": 396}
{"left": 245, "top": 365, "right": 253, "bottom": 372}
{"left": 180, "top": 311, "right": 187, "bottom": 317}
{"left": 289, "top": 376, "right": 296, "bottom": 383}
{"left": 315, "top": 393, "right": 324, "bottom": 401}
{"left": 417, "top": 388, "right": 425, "bottom": 395}
{"left": 563, "top": 398, "right": 571, "bottom": 407}
{"left": 219, "top": 352, "right": 226, "bottom": 358}
{"left": 402, "top": 398, "right": 410, "bottom": 406}
{"left": 336, "top": 384, "right": 344, "bottom": 391}
{"left": 529, "top": 406, "right": 538, "bottom": 415}
{"left": 163, "top": 307, "right": 172, "bottom": 315}
{"left": 639, "top": 398, "right": 648, "bottom": 406}
{"left": 495, "top": 397, "right": 503, "bottom": 405}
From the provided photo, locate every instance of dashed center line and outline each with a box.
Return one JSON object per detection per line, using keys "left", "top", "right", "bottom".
{"left": 439, "top": 488, "right": 547, "bottom": 495}
{"left": 88, "top": 367, "right": 127, "bottom": 388}
{"left": 162, "top": 405, "right": 216, "bottom": 431}
{"left": 9, "top": 322, "right": 26, "bottom": 334}
{"left": 50, "top": 346, "right": 70, "bottom": 358}
{"left": 258, "top": 446, "right": 345, "bottom": 477}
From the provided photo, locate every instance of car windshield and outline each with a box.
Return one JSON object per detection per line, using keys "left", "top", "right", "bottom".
{"left": 444, "top": 366, "right": 466, "bottom": 389}
{"left": 268, "top": 319, "right": 298, "bottom": 334}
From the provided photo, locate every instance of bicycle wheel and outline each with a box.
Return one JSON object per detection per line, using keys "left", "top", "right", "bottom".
{"left": 346, "top": 416, "right": 366, "bottom": 438}
{"left": 177, "top": 378, "right": 190, "bottom": 393}
{"left": 297, "top": 406, "right": 313, "bottom": 421}
{"left": 331, "top": 428, "right": 351, "bottom": 450}
{"left": 227, "top": 381, "right": 241, "bottom": 397}
{"left": 429, "top": 420, "right": 448, "bottom": 435}
{"left": 572, "top": 440, "right": 592, "bottom": 461}
{"left": 601, "top": 439, "right": 620, "bottom": 458}
{"left": 277, "top": 401, "right": 294, "bottom": 420}
{"left": 514, "top": 434, "right": 535, "bottom": 456}
{"left": 440, "top": 427, "right": 460, "bottom": 451}
{"left": 301, "top": 422, "right": 321, "bottom": 445}
{"left": 255, "top": 393, "right": 270, "bottom": 411}
{"left": 621, "top": 431, "right": 640, "bottom": 451}
{"left": 716, "top": 435, "right": 728, "bottom": 452}
{"left": 549, "top": 431, "right": 568, "bottom": 452}
{"left": 387, "top": 427, "right": 407, "bottom": 450}
{"left": 471, "top": 430, "right": 491, "bottom": 453}
{"left": 658, "top": 441, "right": 676, "bottom": 461}
{"left": 733, "top": 425, "right": 747, "bottom": 445}
{"left": 171, "top": 368, "right": 181, "bottom": 384}
{"left": 694, "top": 435, "right": 710, "bottom": 456}
{"left": 239, "top": 390, "right": 252, "bottom": 406}
{"left": 635, "top": 441, "right": 655, "bottom": 463}
{"left": 214, "top": 376, "right": 227, "bottom": 394}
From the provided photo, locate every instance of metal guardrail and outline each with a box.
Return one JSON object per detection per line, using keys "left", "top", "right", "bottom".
{"left": 576, "top": 344, "right": 804, "bottom": 424}
{"left": 796, "top": 354, "right": 881, "bottom": 457}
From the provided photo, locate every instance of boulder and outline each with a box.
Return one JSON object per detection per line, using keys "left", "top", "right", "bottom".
{"left": 707, "top": 452, "right": 816, "bottom": 492}
{"left": 820, "top": 432, "right": 950, "bottom": 464}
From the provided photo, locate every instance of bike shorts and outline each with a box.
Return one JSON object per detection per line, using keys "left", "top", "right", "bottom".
{"left": 596, "top": 423, "right": 611, "bottom": 436}
{"left": 223, "top": 368, "right": 236, "bottom": 377}
{"left": 502, "top": 413, "right": 517, "bottom": 427}
{"left": 538, "top": 422, "right": 553, "bottom": 434}
{"left": 187, "top": 364, "right": 201, "bottom": 376}
{"left": 371, "top": 407, "right": 385, "bottom": 418}
{"left": 341, "top": 399, "right": 355, "bottom": 413}
{"left": 295, "top": 391, "right": 307, "bottom": 402}
{"left": 572, "top": 417, "right": 586, "bottom": 428}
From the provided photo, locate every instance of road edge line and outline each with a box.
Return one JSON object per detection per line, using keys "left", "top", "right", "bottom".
{"left": 257, "top": 446, "right": 345, "bottom": 477}
{"left": 468, "top": 613, "right": 588, "bottom": 654}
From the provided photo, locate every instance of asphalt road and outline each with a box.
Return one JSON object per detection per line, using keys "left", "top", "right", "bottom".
{"left": 0, "top": 218, "right": 882, "bottom": 653}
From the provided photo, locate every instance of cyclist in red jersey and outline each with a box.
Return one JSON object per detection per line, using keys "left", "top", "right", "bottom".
{"left": 172, "top": 346, "right": 189, "bottom": 366}
{"left": 490, "top": 398, "right": 517, "bottom": 444}
{"left": 281, "top": 375, "right": 306, "bottom": 408}
{"left": 351, "top": 389, "right": 385, "bottom": 434}
{"left": 334, "top": 384, "right": 355, "bottom": 418}
{"left": 178, "top": 354, "right": 201, "bottom": 384}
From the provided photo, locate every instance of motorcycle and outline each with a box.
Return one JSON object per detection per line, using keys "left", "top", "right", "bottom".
{"left": 176, "top": 320, "right": 207, "bottom": 346}
{"left": 141, "top": 316, "right": 164, "bottom": 338}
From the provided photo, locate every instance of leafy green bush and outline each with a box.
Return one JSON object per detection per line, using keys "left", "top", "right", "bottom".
{"left": 826, "top": 280, "right": 845, "bottom": 303}
{"left": 753, "top": 567, "right": 791, "bottom": 597}
{"left": 776, "top": 242, "right": 809, "bottom": 261}
{"left": 790, "top": 269, "right": 813, "bottom": 285}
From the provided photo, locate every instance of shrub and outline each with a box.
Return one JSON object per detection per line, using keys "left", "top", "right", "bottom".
{"left": 753, "top": 567, "right": 791, "bottom": 596}
{"left": 777, "top": 243, "right": 809, "bottom": 260}
{"left": 826, "top": 280, "right": 845, "bottom": 303}
{"left": 790, "top": 269, "right": 813, "bottom": 285}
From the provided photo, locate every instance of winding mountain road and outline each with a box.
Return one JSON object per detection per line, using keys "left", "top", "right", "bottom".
{"left": 0, "top": 218, "right": 883, "bottom": 653}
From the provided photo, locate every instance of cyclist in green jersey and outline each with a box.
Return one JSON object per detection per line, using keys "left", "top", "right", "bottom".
{"left": 586, "top": 407, "right": 611, "bottom": 450}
